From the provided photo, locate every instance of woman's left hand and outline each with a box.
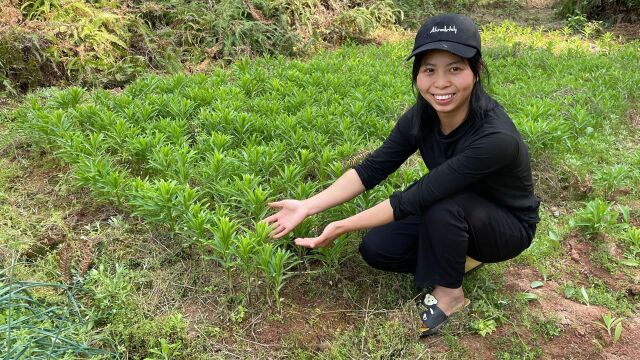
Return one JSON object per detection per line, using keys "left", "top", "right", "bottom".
{"left": 294, "top": 221, "right": 347, "bottom": 249}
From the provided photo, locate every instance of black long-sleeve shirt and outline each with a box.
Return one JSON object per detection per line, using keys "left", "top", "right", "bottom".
{"left": 353, "top": 104, "right": 540, "bottom": 224}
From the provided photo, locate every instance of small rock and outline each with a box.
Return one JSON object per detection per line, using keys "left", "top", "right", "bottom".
{"left": 558, "top": 313, "right": 572, "bottom": 326}
{"left": 570, "top": 248, "right": 580, "bottom": 262}
{"left": 576, "top": 326, "right": 586, "bottom": 337}
{"left": 606, "top": 242, "right": 618, "bottom": 257}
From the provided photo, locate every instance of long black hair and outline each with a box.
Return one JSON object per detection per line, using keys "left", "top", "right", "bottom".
{"left": 409, "top": 51, "right": 499, "bottom": 138}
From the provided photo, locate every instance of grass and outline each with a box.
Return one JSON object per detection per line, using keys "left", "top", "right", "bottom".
{"left": 1, "top": 17, "right": 639, "bottom": 359}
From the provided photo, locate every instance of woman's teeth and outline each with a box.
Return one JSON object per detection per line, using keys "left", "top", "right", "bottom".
{"left": 434, "top": 94, "right": 453, "bottom": 100}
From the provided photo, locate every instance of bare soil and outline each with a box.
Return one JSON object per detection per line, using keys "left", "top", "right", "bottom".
{"left": 0, "top": 5, "right": 21, "bottom": 27}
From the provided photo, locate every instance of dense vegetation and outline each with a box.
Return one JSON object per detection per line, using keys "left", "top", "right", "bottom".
{"left": 2, "top": 17, "right": 639, "bottom": 357}
{"left": 556, "top": 0, "right": 640, "bottom": 22}
{"left": 0, "top": 0, "right": 437, "bottom": 93}
{"left": 4, "top": 0, "right": 638, "bottom": 97}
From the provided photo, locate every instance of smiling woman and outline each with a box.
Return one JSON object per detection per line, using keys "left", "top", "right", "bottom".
{"left": 416, "top": 50, "right": 475, "bottom": 134}
{"left": 263, "top": 14, "right": 540, "bottom": 338}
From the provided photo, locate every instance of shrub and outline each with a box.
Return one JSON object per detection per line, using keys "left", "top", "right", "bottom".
{"left": 556, "top": 0, "right": 640, "bottom": 22}
{"left": 571, "top": 198, "right": 619, "bottom": 236}
{"left": 0, "top": 27, "right": 56, "bottom": 94}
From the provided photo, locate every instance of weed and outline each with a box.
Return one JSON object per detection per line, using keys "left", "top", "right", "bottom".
{"left": 495, "top": 334, "right": 542, "bottom": 359}
{"left": 471, "top": 318, "right": 497, "bottom": 336}
{"left": 620, "top": 227, "right": 640, "bottom": 267}
{"left": 145, "top": 338, "right": 183, "bottom": 360}
{"left": 593, "top": 165, "right": 628, "bottom": 199}
{"left": 532, "top": 316, "right": 562, "bottom": 340}
{"left": 594, "top": 313, "right": 623, "bottom": 343}
{"left": 0, "top": 261, "right": 106, "bottom": 358}
{"left": 320, "top": 316, "right": 422, "bottom": 359}
{"left": 562, "top": 280, "right": 634, "bottom": 314}
{"left": 84, "top": 263, "right": 136, "bottom": 325}
{"left": 115, "top": 312, "right": 188, "bottom": 359}
{"left": 571, "top": 198, "right": 619, "bottom": 236}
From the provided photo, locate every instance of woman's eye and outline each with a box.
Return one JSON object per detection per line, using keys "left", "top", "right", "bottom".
{"left": 449, "top": 67, "right": 460, "bottom": 72}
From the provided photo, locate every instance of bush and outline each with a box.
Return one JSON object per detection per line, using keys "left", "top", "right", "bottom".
{"left": 556, "top": 0, "right": 640, "bottom": 22}
{"left": 0, "top": 27, "right": 56, "bottom": 94}
{"left": 3, "top": 0, "right": 415, "bottom": 94}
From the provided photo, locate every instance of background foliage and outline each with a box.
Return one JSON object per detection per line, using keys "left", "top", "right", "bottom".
{"left": 1, "top": 0, "right": 529, "bottom": 95}
{"left": 555, "top": 0, "right": 640, "bottom": 22}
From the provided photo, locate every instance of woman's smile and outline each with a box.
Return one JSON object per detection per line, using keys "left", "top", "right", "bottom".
{"left": 432, "top": 93, "right": 455, "bottom": 105}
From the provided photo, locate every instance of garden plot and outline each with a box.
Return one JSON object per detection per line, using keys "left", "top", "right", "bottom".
{"left": 7, "top": 21, "right": 640, "bottom": 358}
{"left": 13, "top": 46, "right": 429, "bottom": 307}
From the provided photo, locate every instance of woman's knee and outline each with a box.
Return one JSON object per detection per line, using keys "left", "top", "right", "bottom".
{"left": 422, "top": 197, "right": 464, "bottom": 225}
{"left": 359, "top": 231, "right": 381, "bottom": 268}
{"left": 359, "top": 230, "right": 415, "bottom": 272}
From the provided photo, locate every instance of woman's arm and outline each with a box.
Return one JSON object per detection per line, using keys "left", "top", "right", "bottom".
{"left": 264, "top": 169, "right": 366, "bottom": 239}
{"left": 266, "top": 109, "right": 417, "bottom": 239}
{"left": 294, "top": 199, "right": 394, "bottom": 248}
{"left": 302, "top": 169, "right": 366, "bottom": 216}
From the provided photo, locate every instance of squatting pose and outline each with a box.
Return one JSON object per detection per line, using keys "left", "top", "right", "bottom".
{"left": 263, "top": 14, "right": 540, "bottom": 336}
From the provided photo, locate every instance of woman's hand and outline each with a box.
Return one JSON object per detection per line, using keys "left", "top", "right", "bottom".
{"left": 262, "top": 199, "right": 309, "bottom": 239}
{"left": 294, "top": 221, "right": 347, "bottom": 249}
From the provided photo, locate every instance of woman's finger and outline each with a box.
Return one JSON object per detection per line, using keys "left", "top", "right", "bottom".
{"left": 267, "top": 201, "right": 282, "bottom": 208}
{"left": 294, "top": 237, "right": 309, "bottom": 247}
{"left": 269, "top": 224, "right": 286, "bottom": 237}
{"left": 272, "top": 226, "right": 291, "bottom": 239}
{"left": 262, "top": 214, "right": 278, "bottom": 224}
{"left": 295, "top": 237, "right": 318, "bottom": 248}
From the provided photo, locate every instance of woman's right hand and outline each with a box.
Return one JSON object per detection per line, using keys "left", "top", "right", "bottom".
{"left": 262, "top": 199, "right": 309, "bottom": 239}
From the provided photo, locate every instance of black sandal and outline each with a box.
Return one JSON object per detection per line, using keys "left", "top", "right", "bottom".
{"left": 418, "top": 294, "right": 471, "bottom": 337}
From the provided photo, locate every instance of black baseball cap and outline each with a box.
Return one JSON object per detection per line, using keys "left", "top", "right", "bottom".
{"left": 406, "top": 14, "right": 481, "bottom": 60}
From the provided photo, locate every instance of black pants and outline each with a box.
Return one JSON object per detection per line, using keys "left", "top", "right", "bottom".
{"left": 359, "top": 191, "right": 536, "bottom": 289}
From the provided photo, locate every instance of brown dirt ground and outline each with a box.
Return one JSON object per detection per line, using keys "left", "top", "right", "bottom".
{"left": 504, "top": 265, "right": 640, "bottom": 359}
{"left": 0, "top": 5, "right": 21, "bottom": 27}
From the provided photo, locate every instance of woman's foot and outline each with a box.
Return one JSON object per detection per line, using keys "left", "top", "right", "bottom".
{"left": 418, "top": 286, "right": 469, "bottom": 337}
{"left": 430, "top": 286, "right": 466, "bottom": 316}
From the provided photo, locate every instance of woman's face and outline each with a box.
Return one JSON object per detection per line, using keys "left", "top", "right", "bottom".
{"left": 416, "top": 50, "right": 475, "bottom": 120}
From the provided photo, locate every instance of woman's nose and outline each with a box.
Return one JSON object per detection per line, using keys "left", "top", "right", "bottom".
{"left": 433, "top": 72, "right": 451, "bottom": 88}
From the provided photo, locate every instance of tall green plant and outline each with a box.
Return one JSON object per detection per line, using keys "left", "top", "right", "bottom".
{"left": 255, "top": 243, "right": 299, "bottom": 310}
{"left": 205, "top": 215, "right": 240, "bottom": 293}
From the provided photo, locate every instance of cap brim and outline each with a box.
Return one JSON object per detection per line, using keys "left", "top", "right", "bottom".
{"left": 405, "top": 41, "right": 478, "bottom": 61}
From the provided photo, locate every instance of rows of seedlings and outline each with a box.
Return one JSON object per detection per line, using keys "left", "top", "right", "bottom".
{"left": 14, "top": 46, "right": 426, "bottom": 308}
{"left": 14, "top": 23, "right": 640, "bottom": 310}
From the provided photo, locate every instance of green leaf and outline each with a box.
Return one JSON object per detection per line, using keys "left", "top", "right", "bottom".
{"left": 518, "top": 292, "right": 539, "bottom": 302}
{"left": 548, "top": 229, "right": 560, "bottom": 242}
{"left": 530, "top": 281, "right": 544, "bottom": 289}
{"left": 614, "top": 321, "right": 622, "bottom": 343}
{"left": 620, "top": 258, "right": 639, "bottom": 267}
{"left": 580, "top": 286, "right": 590, "bottom": 306}
{"left": 564, "top": 287, "right": 575, "bottom": 299}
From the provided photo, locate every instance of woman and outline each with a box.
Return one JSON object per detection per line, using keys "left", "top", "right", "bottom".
{"left": 262, "top": 14, "right": 540, "bottom": 336}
